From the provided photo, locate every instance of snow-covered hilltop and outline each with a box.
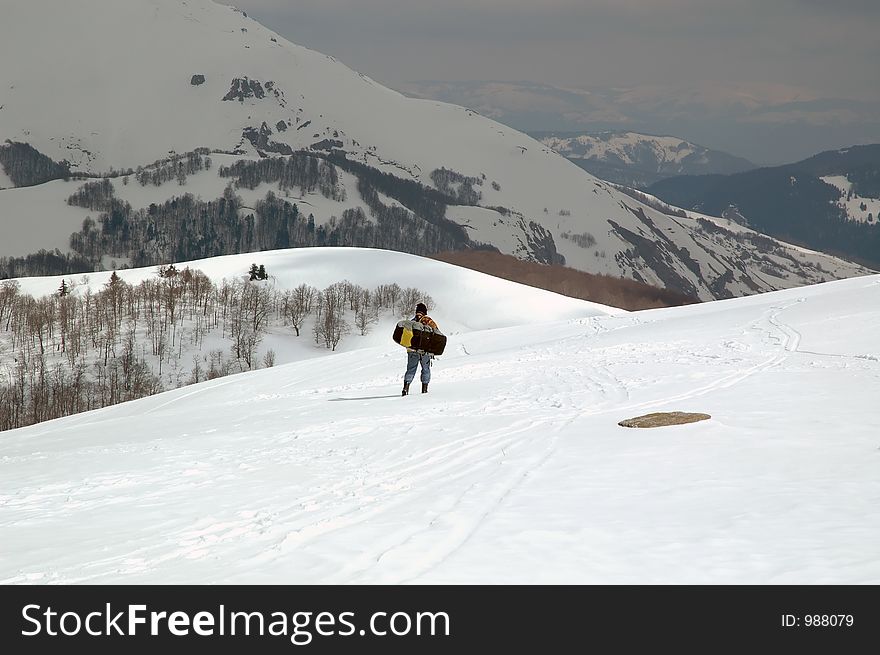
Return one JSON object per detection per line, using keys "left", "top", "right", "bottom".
{"left": 0, "top": 248, "right": 613, "bottom": 432}
{"left": 12, "top": 247, "right": 613, "bottom": 328}
{"left": 0, "top": 0, "right": 871, "bottom": 299}
{"left": 2, "top": 264, "right": 878, "bottom": 584}
{"left": 538, "top": 131, "right": 755, "bottom": 187}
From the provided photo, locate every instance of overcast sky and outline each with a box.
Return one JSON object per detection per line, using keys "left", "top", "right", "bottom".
{"left": 226, "top": 0, "right": 878, "bottom": 99}
{"left": 222, "top": 0, "right": 878, "bottom": 162}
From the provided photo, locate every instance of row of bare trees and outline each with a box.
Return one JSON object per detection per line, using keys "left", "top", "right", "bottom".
{"left": 0, "top": 268, "right": 433, "bottom": 432}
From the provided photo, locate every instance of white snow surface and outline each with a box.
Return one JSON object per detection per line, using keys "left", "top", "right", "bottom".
{"left": 2, "top": 265, "right": 879, "bottom": 584}
{"left": 821, "top": 175, "right": 880, "bottom": 225}
{"left": 0, "top": 180, "right": 93, "bottom": 257}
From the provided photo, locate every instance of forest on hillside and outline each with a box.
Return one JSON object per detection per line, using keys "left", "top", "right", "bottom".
{"left": 1, "top": 148, "right": 478, "bottom": 279}
{"left": 0, "top": 267, "right": 432, "bottom": 432}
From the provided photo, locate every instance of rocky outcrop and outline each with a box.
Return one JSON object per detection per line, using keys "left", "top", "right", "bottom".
{"left": 222, "top": 77, "right": 266, "bottom": 101}
{"left": 242, "top": 123, "right": 293, "bottom": 156}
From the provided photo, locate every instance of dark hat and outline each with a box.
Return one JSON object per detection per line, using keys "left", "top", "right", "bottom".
{"left": 415, "top": 302, "right": 428, "bottom": 315}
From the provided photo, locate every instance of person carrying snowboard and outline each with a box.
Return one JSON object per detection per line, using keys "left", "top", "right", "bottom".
{"left": 403, "top": 302, "right": 439, "bottom": 396}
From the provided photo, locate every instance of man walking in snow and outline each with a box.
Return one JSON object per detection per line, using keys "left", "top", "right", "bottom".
{"left": 403, "top": 302, "right": 439, "bottom": 396}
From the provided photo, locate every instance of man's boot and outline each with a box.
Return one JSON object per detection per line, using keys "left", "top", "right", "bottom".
{"left": 402, "top": 382, "right": 410, "bottom": 396}
{"left": 422, "top": 383, "right": 429, "bottom": 394}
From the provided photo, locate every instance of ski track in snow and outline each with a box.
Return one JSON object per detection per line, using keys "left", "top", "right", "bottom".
{"left": 2, "top": 278, "right": 879, "bottom": 584}
{"left": 0, "top": 305, "right": 807, "bottom": 582}
{"left": 306, "top": 298, "right": 827, "bottom": 583}
{"left": 611, "top": 301, "right": 803, "bottom": 414}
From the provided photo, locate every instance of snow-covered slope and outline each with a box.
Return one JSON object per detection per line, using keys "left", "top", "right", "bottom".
{"left": 0, "top": 0, "right": 871, "bottom": 300}
{"left": 821, "top": 175, "right": 880, "bottom": 225}
{"left": 0, "top": 180, "right": 93, "bottom": 257}
{"left": 14, "top": 247, "right": 616, "bottom": 330}
{"left": 2, "top": 248, "right": 614, "bottom": 406}
{"left": 2, "top": 271, "right": 878, "bottom": 584}
{"left": 540, "top": 131, "right": 755, "bottom": 178}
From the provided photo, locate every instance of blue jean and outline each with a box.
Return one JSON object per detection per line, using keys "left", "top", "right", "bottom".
{"left": 404, "top": 351, "right": 432, "bottom": 385}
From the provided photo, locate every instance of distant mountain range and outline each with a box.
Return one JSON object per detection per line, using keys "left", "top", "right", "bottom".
{"left": 401, "top": 79, "right": 880, "bottom": 165}
{"left": 648, "top": 144, "right": 880, "bottom": 268}
{"left": 533, "top": 131, "right": 755, "bottom": 188}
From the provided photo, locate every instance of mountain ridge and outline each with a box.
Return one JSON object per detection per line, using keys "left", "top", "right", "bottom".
{"left": 532, "top": 130, "right": 755, "bottom": 188}
{"left": 648, "top": 144, "right": 880, "bottom": 267}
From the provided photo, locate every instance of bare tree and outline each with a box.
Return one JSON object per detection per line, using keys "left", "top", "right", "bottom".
{"left": 314, "top": 284, "right": 350, "bottom": 351}
{"left": 354, "top": 288, "right": 378, "bottom": 335}
{"left": 282, "top": 283, "right": 316, "bottom": 336}
{"left": 397, "top": 287, "right": 434, "bottom": 318}
{"left": 189, "top": 355, "right": 205, "bottom": 385}
{"left": 230, "top": 280, "right": 272, "bottom": 369}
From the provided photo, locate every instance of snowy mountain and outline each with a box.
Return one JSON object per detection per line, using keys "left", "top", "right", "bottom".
{"left": 535, "top": 131, "right": 755, "bottom": 188}
{"left": 2, "top": 257, "right": 878, "bottom": 583}
{"left": 649, "top": 144, "right": 880, "bottom": 268}
{"left": 401, "top": 79, "right": 880, "bottom": 166}
{"left": 0, "top": 0, "right": 872, "bottom": 300}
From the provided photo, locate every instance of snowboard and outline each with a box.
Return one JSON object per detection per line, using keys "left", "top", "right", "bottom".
{"left": 392, "top": 320, "right": 447, "bottom": 356}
